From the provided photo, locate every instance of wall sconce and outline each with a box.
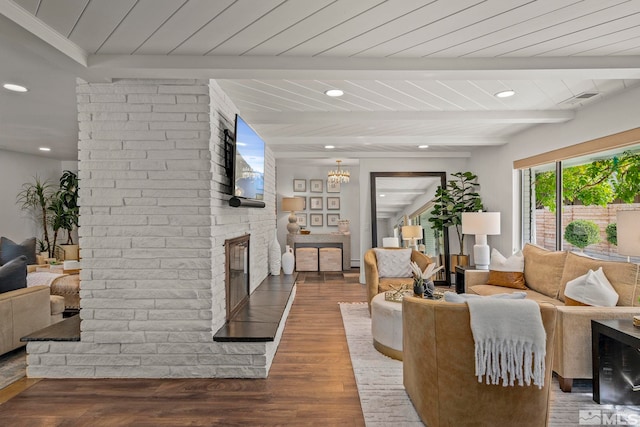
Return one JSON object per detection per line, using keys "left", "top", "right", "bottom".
{"left": 462, "top": 212, "right": 501, "bottom": 270}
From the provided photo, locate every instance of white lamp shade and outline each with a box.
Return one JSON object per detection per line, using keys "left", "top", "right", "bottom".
{"left": 282, "top": 197, "right": 304, "bottom": 212}
{"left": 402, "top": 225, "right": 423, "bottom": 240}
{"left": 617, "top": 210, "right": 640, "bottom": 256}
{"left": 462, "top": 212, "right": 501, "bottom": 235}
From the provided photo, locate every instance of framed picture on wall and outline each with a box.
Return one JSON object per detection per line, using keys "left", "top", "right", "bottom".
{"left": 301, "top": 197, "right": 306, "bottom": 210}
{"left": 310, "top": 197, "right": 323, "bottom": 210}
{"left": 293, "top": 179, "right": 306, "bottom": 192}
{"left": 327, "top": 214, "right": 340, "bottom": 226}
{"left": 327, "top": 197, "right": 340, "bottom": 210}
{"left": 310, "top": 213, "right": 323, "bottom": 226}
{"left": 296, "top": 213, "right": 307, "bottom": 227}
{"left": 310, "top": 179, "right": 323, "bottom": 193}
{"left": 327, "top": 181, "right": 341, "bottom": 193}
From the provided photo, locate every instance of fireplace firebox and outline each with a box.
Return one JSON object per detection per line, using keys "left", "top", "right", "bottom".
{"left": 224, "top": 234, "right": 250, "bottom": 321}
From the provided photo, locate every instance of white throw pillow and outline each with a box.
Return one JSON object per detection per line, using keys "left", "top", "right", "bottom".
{"left": 489, "top": 248, "right": 524, "bottom": 272}
{"left": 564, "top": 267, "right": 619, "bottom": 307}
{"left": 444, "top": 291, "right": 527, "bottom": 303}
{"left": 374, "top": 248, "right": 412, "bottom": 278}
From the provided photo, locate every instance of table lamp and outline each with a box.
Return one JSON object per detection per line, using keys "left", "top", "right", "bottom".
{"left": 617, "top": 210, "right": 640, "bottom": 262}
{"left": 461, "top": 212, "right": 501, "bottom": 270}
{"left": 282, "top": 197, "right": 305, "bottom": 234}
{"left": 402, "top": 225, "right": 423, "bottom": 251}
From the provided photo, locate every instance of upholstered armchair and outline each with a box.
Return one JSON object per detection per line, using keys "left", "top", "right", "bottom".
{"left": 402, "top": 297, "right": 557, "bottom": 427}
{"left": 364, "top": 248, "right": 431, "bottom": 309}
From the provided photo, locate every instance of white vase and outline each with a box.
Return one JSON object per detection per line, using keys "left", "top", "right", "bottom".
{"left": 282, "top": 245, "right": 295, "bottom": 275}
{"left": 269, "top": 229, "right": 282, "bottom": 275}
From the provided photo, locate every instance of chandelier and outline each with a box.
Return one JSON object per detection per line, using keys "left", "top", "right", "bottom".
{"left": 328, "top": 160, "right": 350, "bottom": 184}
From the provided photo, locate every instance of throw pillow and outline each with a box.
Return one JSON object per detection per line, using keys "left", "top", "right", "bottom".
{"left": 563, "top": 267, "right": 619, "bottom": 307}
{"left": 444, "top": 291, "right": 527, "bottom": 303}
{"left": 522, "top": 243, "right": 567, "bottom": 299}
{"left": 486, "top": 248, "right": 526, "bottom": 289}
{"left": 559, "top": 252, "right": 638, "bottom": 306}
{"left": 0, "top": 255, "right": 28, "bottom": 294}
{"left": 374, "top": 248, "right": 412, "bottom": 278}
{"left": 0, "top": 237, "right": 37, "bottom": 266}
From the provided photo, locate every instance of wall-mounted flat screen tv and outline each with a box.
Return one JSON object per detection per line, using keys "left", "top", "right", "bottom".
{"left": 233, "top": 114, "right": 265, "bottom": 201}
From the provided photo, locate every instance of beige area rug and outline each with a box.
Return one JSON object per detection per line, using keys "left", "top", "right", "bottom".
{"left": 0, "top": 348, "right": 26, "bottom": 390}
{"left": 339, "top": 303, "right": 640, "bottom": 427}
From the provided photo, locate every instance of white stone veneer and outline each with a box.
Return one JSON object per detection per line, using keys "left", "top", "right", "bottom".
{"left": 26, "top": 79, "right": 285, "bottom": 378}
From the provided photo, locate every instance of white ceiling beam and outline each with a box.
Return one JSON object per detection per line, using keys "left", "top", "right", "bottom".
{"left": 86, "top": 54, "right": 640, "bottom": 80}
{"left": 248, "top": 110, "right": 573, "bottom": 125}
{"left": 0, "top": 0, "right": 88, "bottom": 66}
{"left": 265, "top": 136, "right": 507, "bottom": 146}
{"left": 274, "top": 151, "right": 471, "bottom": 159}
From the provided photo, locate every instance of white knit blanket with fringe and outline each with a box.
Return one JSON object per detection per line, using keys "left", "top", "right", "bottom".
{"left": 467, "top": 298, "right": 546, "bottom": 388}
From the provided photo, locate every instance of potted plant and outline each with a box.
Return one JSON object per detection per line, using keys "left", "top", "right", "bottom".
{"left": 428, "top": 171, "right": 483, "bottom": 268}
{"left": 564, "top": 219, "right": 600, "bottom": 251}
{"left": 16, "top": 176, "right": 54, "bottom": 257}
{"left": 49, "top": 170, "right": 79, "bottom": 260}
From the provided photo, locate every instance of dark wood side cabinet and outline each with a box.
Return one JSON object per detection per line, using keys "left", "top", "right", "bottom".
{"left": 592, "top": 319, "right": 640, "bottom": 405}
{"left": 454, "top": 265, "right": 476, "bottom": 294}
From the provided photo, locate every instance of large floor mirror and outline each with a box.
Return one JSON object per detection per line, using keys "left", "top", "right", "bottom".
{"left": 370, "top": 172, "right": 450, "bottom": 286}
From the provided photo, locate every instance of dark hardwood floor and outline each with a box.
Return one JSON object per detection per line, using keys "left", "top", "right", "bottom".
{"left": 0, "top": 269, "right": 367, "bottom": 426}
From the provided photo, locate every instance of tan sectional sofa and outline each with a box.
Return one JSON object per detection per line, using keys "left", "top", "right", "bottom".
{"left": 0, "top": 285, "right": 59, "bottom": 356}
{"left": 465, "top": 243, "right": 640, "bottom": 392}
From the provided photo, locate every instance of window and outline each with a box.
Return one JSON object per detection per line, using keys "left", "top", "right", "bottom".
{"left": 522, "top": 145, "right": 640, "bottom": 262}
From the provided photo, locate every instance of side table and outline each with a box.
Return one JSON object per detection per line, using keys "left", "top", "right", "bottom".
{"left": 591, "top": 319, "right": 640, "bottom": 405}
{"left": 454, "top": 265, "right": 476, "bottom": 294}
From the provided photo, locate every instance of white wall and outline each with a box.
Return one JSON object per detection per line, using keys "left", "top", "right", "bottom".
{"left": 275, "top": 163, "right": 360, "bottom": 267}
{"left": 0, "top": 150, "right": 62, "bottom": 242}
{"left": 469, "top": 84, "right": 640, "bottom": 257}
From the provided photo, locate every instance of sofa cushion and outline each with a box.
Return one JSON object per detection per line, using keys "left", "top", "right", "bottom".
{"left": 486, "top": 249, "right": 525, "bottom": 289}
{"left": 374, "top": 248, "right": 412, "bottom": 278}
{"left": 559, "top": 252, "right": 639, "bottom": 306}
{"left": 0, "top": 237, "right": 36, "bottom": 266}
{"left": 0, "top": 255, "right": 28, "bottom": 293}
{"left": 563, "top": 267, "right": 619, "bottom": 307}
{"left": 523, "top": 243, "right": 567, "bottom": 299}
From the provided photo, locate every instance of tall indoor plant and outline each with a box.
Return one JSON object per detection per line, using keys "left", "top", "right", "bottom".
{"left": 428, "top": 171, "right": 483, "bottom": 267}
{"left": 16, "top": 176, "right": 55, "bottom": 257}
{"left": 49, "top": 170, "right": 79, "bottom": 260}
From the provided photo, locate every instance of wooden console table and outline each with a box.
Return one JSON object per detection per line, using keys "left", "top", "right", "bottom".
{"left": 286, "top": 233, "right": 351, "bottom": 271}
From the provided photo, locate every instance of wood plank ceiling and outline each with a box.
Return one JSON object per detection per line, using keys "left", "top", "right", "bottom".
{"left": 2, "top": 0, "right": 640, "bottom": 159}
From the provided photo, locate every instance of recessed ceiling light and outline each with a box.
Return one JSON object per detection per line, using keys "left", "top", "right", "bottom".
{"left": 3, "top": 83, "right": 28, "bottom": 93}
{"left": 418, "top": 145, "right": 429, "bottom": 149}
{"left": 324, "top": 89, "right": 344, "bottom": 97}
{"left": 379, "top": 194, "right": 386, "bottom": 198}
{"left": 39, "top": 147, "right": 51, "bottom": 152}
{"left": 325, "top": 145, "right": 335, "bottom": 149}
{"left": 495, "top": 89, "right": 515, "bottom": 98}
